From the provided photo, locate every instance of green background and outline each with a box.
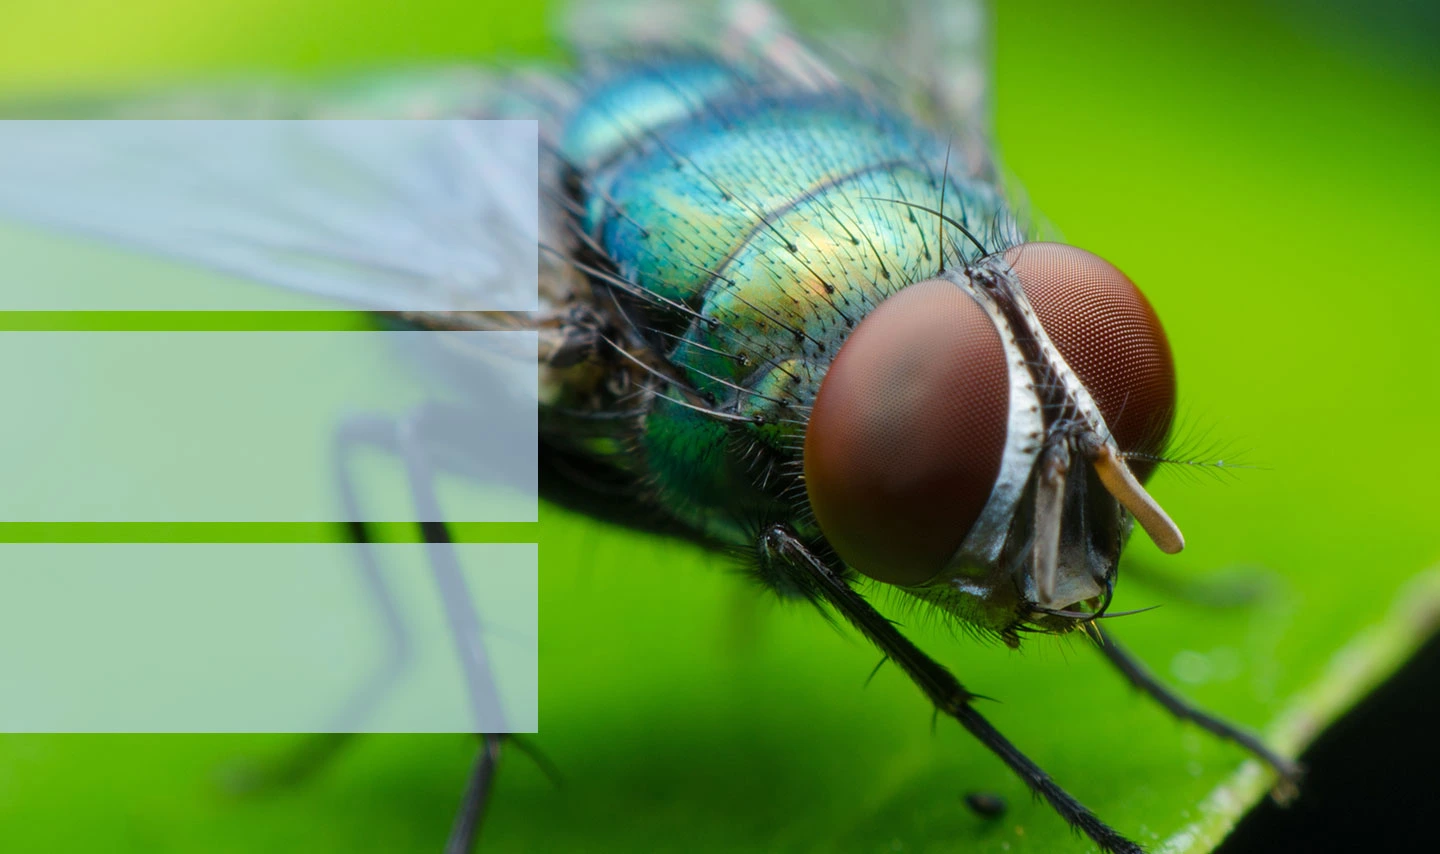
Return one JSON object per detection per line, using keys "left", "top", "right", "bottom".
{"left": 0, "top": 1, "right": 1437, "bottom": 851}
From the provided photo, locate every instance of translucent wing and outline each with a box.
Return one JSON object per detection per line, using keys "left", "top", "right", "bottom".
{"left": 0, "top": 71, "right": 548, "bottom": 314}
{"left": 769, "top": 0, "right": 993, "bottom": 174}
{"left": 559, "top": 0, "right": 995, "bottom": 178}
{"left": 0, "top": 1, "right": 998, "bottom": 315}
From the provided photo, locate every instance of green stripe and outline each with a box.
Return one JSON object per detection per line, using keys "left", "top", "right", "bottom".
{"left": 0, "top": 311, "right": 379, "bottom": 331}
{"left": 0, "top": 521, "right": 540, "bottom": 543}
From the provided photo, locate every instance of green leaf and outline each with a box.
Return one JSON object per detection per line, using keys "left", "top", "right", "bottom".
{"left": 0, "top": 1, "right": 1437, "bottom": 852}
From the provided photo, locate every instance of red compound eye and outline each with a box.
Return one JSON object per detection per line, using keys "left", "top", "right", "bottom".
{"left": 804, "top": 279, "right": 1010, "bottom": 587}
{"left": 1005, "top": 243, "right": 1176, "bottom": 474}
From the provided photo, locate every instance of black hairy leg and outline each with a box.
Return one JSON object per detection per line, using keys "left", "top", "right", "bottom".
{"left": 758, "top": 524, "right": 1145, "bottom": 854}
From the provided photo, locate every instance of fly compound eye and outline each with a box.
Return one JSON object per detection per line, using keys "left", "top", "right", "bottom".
{"left": 803, "top": 279, "right": 1009, "bottom": 587}
{"left": 1005, "top": 242, "right": 1176, "bottom": 476}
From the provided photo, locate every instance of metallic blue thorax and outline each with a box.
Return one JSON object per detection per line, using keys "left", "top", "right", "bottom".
{"left": 556, "top": 57, "right": 1017, "bottom": 539}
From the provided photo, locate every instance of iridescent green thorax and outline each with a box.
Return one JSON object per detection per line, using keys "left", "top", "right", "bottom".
{"left": 562, "top": 57, "right": 1019, "bottom": 541}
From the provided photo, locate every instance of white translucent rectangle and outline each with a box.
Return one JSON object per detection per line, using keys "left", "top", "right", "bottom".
{"left": 0, "top": 543, "right": 537, "bottom": 732}
{"left": 0, "top": 119, "right": 537, "bottom": 311}
{"left": 0, "top": 331, "right": 537, "bottom": 522}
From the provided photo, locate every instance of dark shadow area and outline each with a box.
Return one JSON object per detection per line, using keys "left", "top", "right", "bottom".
{"left": 538, "top": 446, "right": 721, "bottom": 546}
{"left": 1220, "top": 627, "right": 1440, "bottom": 851}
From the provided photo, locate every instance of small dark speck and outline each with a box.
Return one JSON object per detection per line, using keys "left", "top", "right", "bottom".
{"left": 964, "top": 792, "right": 1006, "bottom": 819}
{"left": 823, "top": 282, "right": 836, "bottom": 294}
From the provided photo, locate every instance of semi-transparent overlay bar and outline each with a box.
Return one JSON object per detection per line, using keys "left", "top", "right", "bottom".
{"left": 0, "top": 120, "right": 537, "bottom": 311}
{"left": 0, "top": 331, "right": 537, "bottom": 522}
{"left": 0, "top": 542, "right": 537, "bottom": 732}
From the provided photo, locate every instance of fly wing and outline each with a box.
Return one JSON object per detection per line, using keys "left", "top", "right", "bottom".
{"left": 756, "top": 0, "right": 1044, "bottom": 237}
{"left": 0, "top": 3, "right": 998, "bottom": 317}
{"left": 775, "top": 0, "right": 996, "bottom": 180}
{"left": 559, "top": 0, "right": 995, "bottom": 178}
{"left": 0, "top": 69, "right": 575, "bottom": 319}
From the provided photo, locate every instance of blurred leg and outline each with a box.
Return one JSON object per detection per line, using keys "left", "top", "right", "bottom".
{"left": 1095, "top": 627, "right": 1302, "bottom": 802}
{"left": 230, "top": 404, "right": 507, "bottom": 797}
{"left": 445, "top": 734, "right": 506, "bottom": 854}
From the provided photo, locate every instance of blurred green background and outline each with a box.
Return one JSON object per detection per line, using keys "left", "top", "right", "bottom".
{"left": 0, "top": 0, "right": 1437, "bottom": 852}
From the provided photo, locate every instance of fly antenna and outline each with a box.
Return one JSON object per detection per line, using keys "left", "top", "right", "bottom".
{"left": 1090, "top": 442, "right": 1185, "bottom": 554}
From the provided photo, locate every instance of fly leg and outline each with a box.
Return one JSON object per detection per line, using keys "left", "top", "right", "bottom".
{"left": 390, "top": 402, "right": 516, "bottom": 853}
{"left": 1122, "top": 559, "right": 1280, "bottom": 609}
{"left": 324, "top": 404, "right": 517, "bottom": 850}
{"left": 231, "top": 402, "right": 515, "bottom": 851}
{"left": 758, "top": 524, "right": 1143, "bottom": 854}
{"left": 1094, "top": 627, "right": 1302, "bottom": 802}
{"left": 446, "top": 733, "right": 506, "bottom": 854}
{"left": 224, "top": 412, "right": 417, "bottom": 792}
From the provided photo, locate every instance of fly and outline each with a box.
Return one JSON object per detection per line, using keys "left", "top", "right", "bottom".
{"left": 0, "top": 1, "right": 1301, "bottom": 851}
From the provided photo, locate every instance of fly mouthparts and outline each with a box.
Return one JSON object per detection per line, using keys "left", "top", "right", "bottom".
{"left": 1031, "top": 444, "right": 1068, "bottom": 606}
{"left": 1091, "top": 444, "right": 1185, "bottom": 554}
